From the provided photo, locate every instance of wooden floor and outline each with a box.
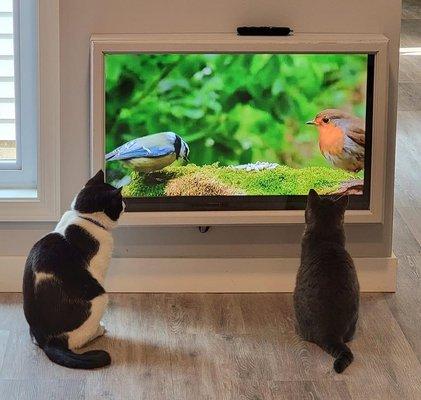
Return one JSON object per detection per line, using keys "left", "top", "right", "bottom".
{"left": 0, "top": 291, "right": 421, "bottom": 400}
{"left": 1, "top": 6, "right": 421, "bottom": 400}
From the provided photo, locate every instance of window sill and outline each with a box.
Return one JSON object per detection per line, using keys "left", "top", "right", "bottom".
{"left": 0, "top": 187, "right": 59, "bottom": 221}
{"left": 0, "top": 188, "right": 37, "bottom": 199}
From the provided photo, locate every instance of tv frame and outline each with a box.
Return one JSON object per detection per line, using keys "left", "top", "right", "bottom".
{"left": 91, "top": 33, "right": 389, "bottom": 226}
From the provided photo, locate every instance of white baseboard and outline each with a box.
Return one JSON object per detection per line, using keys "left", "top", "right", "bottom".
{"left": 0, "top": 255, "right": 397, "bottom": 293}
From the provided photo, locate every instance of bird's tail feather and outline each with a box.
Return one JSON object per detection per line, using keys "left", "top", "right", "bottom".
{"left": 105, "top": 150, "right": 117, "bottom": 161}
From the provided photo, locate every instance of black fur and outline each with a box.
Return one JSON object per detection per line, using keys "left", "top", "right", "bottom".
{"left": 293, "top": 189, "right": 360, "bottom": 373}
{"left": 74, "top": 170, "right": 123, "bottom": 221}
{"left": 43, "top": 340, "right": 111, "bottom": 370}
{"left": 174, "top": 134, "right": 182, "bottom": 159}
{"left": 23, "top": 170, "right": 123, "bottom": 369}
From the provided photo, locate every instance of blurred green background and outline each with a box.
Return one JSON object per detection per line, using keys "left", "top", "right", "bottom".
{"left": 105, "top": 53, "right": 367, "bottom": 182}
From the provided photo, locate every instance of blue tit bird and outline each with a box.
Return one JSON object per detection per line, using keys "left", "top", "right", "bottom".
{"left": 105, "top": 132, "right": 190, "bottom": 173}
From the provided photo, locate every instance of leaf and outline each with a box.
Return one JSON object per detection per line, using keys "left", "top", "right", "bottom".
{"left": 271, "top": 78, "right": 284, "bottom": 96}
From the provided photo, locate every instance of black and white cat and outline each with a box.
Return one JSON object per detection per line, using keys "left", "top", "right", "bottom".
{"left": 294, "top": 189, "right": 360, "bottom": 373}
{"left": 23, "top": 170, "right": 124, "bottom": 369}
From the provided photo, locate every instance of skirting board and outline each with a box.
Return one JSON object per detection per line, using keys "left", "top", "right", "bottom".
{"left": 0, "top": 255, "right": 397, "bottom": 293}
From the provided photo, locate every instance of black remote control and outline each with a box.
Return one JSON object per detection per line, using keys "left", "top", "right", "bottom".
{"left": 237, "top": 26, "right": 293, "bottom": 36}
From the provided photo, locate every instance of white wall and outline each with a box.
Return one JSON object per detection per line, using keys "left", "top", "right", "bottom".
{"left": 0, "top": 0, "right": 401, "bottom": 259}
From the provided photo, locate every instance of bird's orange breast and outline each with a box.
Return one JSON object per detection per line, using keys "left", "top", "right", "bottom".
{"left": 318, "top": 125, "right": 344, "bottom": 156}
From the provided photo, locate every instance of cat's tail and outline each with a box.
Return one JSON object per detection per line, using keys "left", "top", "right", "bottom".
{"left": 321, "top": 340, "right": 354, "bottom": 373}
{"left": 43, "top": 339, "right": 111, "bottom": 369}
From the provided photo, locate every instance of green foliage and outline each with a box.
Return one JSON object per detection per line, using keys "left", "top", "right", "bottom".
{"left": 105, "top": 53, "right": 367, "bottom": 184}
{"left": 123, "top": 165, "right": 359, "bottom": 197}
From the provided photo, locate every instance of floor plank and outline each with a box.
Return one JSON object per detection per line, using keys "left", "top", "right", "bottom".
{"left": 402, "top": 0, "right": 421, "bottom": 20}
{"left": 399, "top": 54, "right": 421, "bottom": 83}
{"left": 398, "top": 83, "right": 421, "bottom": 111}
{"left": 401, "top": 19, "right": 421, "bottom": 47}
{"left": 269, "top": 380, "right": 351, "bottom": 400}
{"left": 342, "top": 295, "right": 421, "bottom": 399}
{"left": 0, "top": 379, "right": 86, "bottom": 400}
{"left": 389, "top": 3, "right": 421, "bottom": 370}
{"left": 393, "top": 210, "right": 420, "bottom": 258}
{"left": 1, "top": 292, "right": 421, "bottom": 399}
{"left": 0, "top": 330, "right": 9, "bottom": 371}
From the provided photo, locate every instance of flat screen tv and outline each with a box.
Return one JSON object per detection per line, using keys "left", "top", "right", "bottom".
{"left": 103, "top": 51, "right": 374, "bottom": 212}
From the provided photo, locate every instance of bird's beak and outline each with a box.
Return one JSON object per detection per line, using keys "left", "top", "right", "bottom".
{"left": 306, "top": 120, "right": 316, "bottom": 125}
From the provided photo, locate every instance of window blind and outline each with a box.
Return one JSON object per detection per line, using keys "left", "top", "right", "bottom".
{"left": 0, "top": 0, "right": 16, "bottom": 161}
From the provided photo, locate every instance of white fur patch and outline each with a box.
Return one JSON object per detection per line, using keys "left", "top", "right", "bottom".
{"left": 76, "top": 216, "right": 114, "bottom": 285}
{"left": 78, "top": 211, "right": 118, "bottom": 231}
{"left": 53, "top": 210, "right": 115, "bottom": 285}
{"left": 54, "top": 210, "right": 78, "bottom": 235}
{"left": 70, "top": 195, "right": 77, "bottom": 211}
{"left": 34, "top": 272, "right": 55, "bottom": 286}
{"left": 67, "top": 293, "right": 108, "bottom": 350}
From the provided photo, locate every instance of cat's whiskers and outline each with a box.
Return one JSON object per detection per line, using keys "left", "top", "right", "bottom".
{"left": 329, "top": 192, "right": 348, "bottom": 203}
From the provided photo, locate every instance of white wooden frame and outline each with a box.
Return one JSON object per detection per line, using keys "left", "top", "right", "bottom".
{"left": 0, "top": 0, "right": 60, "bottom": 221}
{"left": 91, "top": 33, "right": 389, "bottom": 226}
{"left": 0, "top": 0, "right": 37, "bottom": 188}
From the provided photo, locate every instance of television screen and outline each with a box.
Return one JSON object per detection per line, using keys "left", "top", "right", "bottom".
{"left": 104, "top": 52, "right": 373, "bottom": 211}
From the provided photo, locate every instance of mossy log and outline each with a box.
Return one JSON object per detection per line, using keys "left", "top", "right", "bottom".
{"left": 122, "top": 164, "right": 362, "bottom": 197}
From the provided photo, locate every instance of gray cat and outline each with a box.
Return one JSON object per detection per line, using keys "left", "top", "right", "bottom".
{"left": 294, "top": 189, "right": 360, "bottom": 373}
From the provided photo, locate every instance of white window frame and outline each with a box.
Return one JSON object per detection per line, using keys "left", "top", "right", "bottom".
{"left": 0, "top": 0, "right": 37, "bottom": 188}
{"left": 0, "top": 0, "right": 60, "bottom": 221}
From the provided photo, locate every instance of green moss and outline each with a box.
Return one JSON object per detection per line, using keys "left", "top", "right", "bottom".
{"left": 122, "top": 172, "right": 167, "bottom": 197}
{"left": 123, "top": 164, "right": 359, "bottom": 197}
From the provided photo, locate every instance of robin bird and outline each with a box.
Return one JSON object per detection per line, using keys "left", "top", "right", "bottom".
{"left": 306, "top": 109, "right": 365, "bottom": 172}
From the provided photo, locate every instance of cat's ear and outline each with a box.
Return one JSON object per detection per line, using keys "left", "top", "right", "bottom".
{"left": 113, "top": 187, "right": 123, "bottom": 196}
{"left": 307, "top": 189, "right": 320, "bottom": 208}
{"left": 85, "top": 170, "right": 104, "bottom": 187}
{"left": 336, "top": 195, "right": 349, "bottom": 210}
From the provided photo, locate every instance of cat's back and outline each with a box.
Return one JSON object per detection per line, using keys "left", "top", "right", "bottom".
{"left": 298, "top": 239, "right": 358, "bottom": 290}
{"left": 302, "top": 239, "right": 355, "bottom": 272}
{"left": 23, "top": 210, "right": 108, "bottom": 320}
{"left": 25, "top": 211, "right": 87, "bottom": 273}
{"left": 295, "top": 239, "right": 359, "bottom": 323}
{"left": 24, "top": 232, "right": 68, "bottom": 276}
{"left": 25, "top": 211, "right": 113, "bottom": 294}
